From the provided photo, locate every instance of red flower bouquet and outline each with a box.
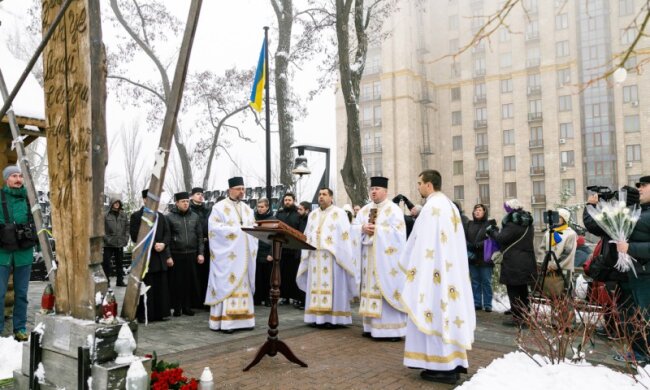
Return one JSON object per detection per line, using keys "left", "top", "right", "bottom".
{"left": 149, "top": 352, "right": 199, "bottom": 390}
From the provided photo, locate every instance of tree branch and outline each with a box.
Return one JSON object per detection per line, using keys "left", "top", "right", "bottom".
{"left": 107, "top": 74, "right": 165, "bottom": 102}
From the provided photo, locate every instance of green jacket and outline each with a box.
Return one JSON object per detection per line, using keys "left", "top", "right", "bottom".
{"left": 0, "top": 185, "right": 34, "bottom": 267}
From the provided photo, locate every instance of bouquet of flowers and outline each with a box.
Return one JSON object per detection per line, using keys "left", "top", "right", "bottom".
{"left": 148, "top": 352, "right": 198, "bottom": 390}
{"left": 585, "top": 193, "right": 641, "bottom": 275}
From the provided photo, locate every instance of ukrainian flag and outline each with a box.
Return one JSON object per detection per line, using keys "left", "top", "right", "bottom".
{"left": 249, "top": 39, "right": 267, "bottom": 112}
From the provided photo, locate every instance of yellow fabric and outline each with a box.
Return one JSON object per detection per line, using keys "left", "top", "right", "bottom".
{"left": 551, "top": 223, "right": 569, "bottom": 247}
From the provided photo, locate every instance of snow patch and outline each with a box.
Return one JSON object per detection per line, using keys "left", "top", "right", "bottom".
{"left": 34, "top": 362, "right": 45, "bottom": 384}
{"left": 0, "top": 336, "right": 23, "bottom": 379}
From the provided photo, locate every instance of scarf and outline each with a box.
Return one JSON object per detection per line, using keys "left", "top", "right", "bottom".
{"left": 551, "top": 223, "right": 568, "bottom": 247}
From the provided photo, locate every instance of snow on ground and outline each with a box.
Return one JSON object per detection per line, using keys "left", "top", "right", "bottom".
{"left": 458, "top": 351, "right": 649, "bottom": 390}
{"left": 0, "top": 336, "right": 23, "bottom": 379}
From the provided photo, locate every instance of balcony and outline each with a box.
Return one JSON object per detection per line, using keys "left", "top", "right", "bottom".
{"left": 529, "top": 139, "right": 544, "bottom": 148}
{"left": 526, "top": 57, "right": 541, "bottom": 68}
{"left": 530, "top": 166, "right": 545, "bottom": 176}
{"left": 479, "top": 196, "right": 491, "bottom": 205}
{"left": 420, "top": 145, "right": 433, "bottom": 155}
{"left": 473, "top": 68, "right": 486, "bottom": 78}
{"left": 475, "top": 145, "right": 488, "bottom": 154}
{"left": 527, "top": 85, "right": 541, "bottom": 96}
{"left": 362, "top": 145, "right": 383, "bottom": 154}
{"left": 474, "top": 119, "right": 488, "bottom": 129}
{"left": 531, "top": 194, "right": 546, "bottom": 204}
{"left": 525, "top": 31, "right": 540, "bottom": 42}
{"left": 473, "top": 95, "right": 486, "bottom": 105}
{"left": 476, "top": 170, "right": 490, "bottom": 179}
{"left": 528, "top": 112, "right": 543, "bottom": 122}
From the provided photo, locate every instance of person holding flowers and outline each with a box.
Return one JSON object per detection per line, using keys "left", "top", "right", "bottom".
{"left": 613, "top": 176, "right": 650, "bottom": 364}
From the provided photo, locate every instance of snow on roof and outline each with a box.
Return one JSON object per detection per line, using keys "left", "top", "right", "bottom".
{"left": 0, "top": 44, "right": 45, "bottom": 120}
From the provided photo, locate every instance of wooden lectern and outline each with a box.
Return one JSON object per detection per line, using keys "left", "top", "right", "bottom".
{"left": 242, "top": 220, "right": 315, "bottom": 371}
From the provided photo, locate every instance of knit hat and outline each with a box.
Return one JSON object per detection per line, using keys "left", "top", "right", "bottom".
{"left": 503, "top": 199, "right": 522, "bottom": 213}
{"left": 2, "top": 165, "right": 21, "bottom": 181}
{"left": 557, "top": 208, "right": 571, "bottom": 224}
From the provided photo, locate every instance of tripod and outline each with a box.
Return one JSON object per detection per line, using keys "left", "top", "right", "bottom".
{"left": 538, "top": 210, "right": 568, "bottom": 296}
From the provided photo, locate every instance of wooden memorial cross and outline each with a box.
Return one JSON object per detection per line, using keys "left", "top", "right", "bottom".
{"left": 242, "top": 220, "right": 315, "bottom": 371}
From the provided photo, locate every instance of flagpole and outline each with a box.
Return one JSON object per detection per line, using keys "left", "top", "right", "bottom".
{"left": 264, "top": 26, "right": 272, "bottom": 201}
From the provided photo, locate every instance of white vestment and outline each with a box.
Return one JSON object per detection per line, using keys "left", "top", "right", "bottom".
{"left": 399, "top": 192, "right": 475, "bottom": 371}
{"left": 297, "top": 205, "right": 358, "bottom": 325}
{"left": 206, "top": 198, "right": 258, "bottom": 330}
{"left": 355, "top": 199, "right": 407, "bottom": 337}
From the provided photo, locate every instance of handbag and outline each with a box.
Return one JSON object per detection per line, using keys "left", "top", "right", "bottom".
{"left": 483, "top": 238, "right": 500, "bottom": 264}
{"left": 492, "top": 226, "right": 529, "bottom": 265}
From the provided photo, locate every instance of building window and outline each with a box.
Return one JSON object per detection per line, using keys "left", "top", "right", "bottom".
{"left": 479, "top": 184, "right": 490, "bottom": 204}
{"left": 620, "top": 0, "right": 635, "bottom": 16}
{"left": 559, "top": 95, "right": 572, "bottom": 112}
{"left": 529, "top": 99, "right": 542, "bottom": 114}
{"left": 474, "top": 56, "right": 486, "bottom": 75}
{"left": 559, "top": 122, "right": 574, "bottom": 139}
{"left": 562, "top": 179, "right": 576, "bottom": 195}
{"left": 527, "top": 73, "right": 541, "bottom": 88}
{"left": 362, "top": 106, "right": 372, "bottom": 127}
{"left": 532, "top": 153, "right": 544, "bottom": 168}
{"left": 449, "top": 39, "right": 459, "bottom": 54}
{"left": 361, "top": 84, "right": 372, "bottom": 101}
{"left": 504, "top": 156, "right": 516, "bottom": 171}
{"left": 561, "top": 150, "right": 575, "bottom": 167}
{"left": 449, "top": 14, "right": 459, "bottom": 30}
{"left": 499, "top": 27, "right": 510, "bottom": 42}
{"left": 474, "top": 82, "right": 486, "bottom": 99}
{"left": 623, "top": 85, "right": 638, "bottom": 103}
{"left": 452, "top": 135, "right": 463, "bottom": 150}
{"left": 503, "top": 129, "right": 514, "bottom": 145}
{"left": 454, "top": 185, "right": 465, "bottom": 200}
{"left": 557, "top": 68, "right": 571, "bottom": 87}
{"left": 526, "top": 46, "right": 541, "bottom": 67}
{"left": 627, "top": 144, "right": 642, "bottom": 162}
{"left": 556, "top": 40, "right": 570, "bottom": 58}
{"left": 500, "top": 52, "right": 512, "bottom": 68}
{"left": 504, "top": 182, "right": 517, "bottom": 199}
{"left": 453, "top": 160, "right": 464, "bottom": 175}
{"left": 621, "top": 28, "right": 637, "bottom": 45}
{"left": 502, "top": 103, "right": 514, "bottom": 119}
{"left": 451, "top": 87, "right": 461, "bottom": 101}
{"left": 501, "top": 78, "right": 513, "bottom": 93}
{"left": 476, "top": 132, "right": 487, "bottom": 147}
{"left": 452, "top": 111, "right": 462, "bottom": 126}
{"left": 366, "top": 55, "right": 381, "bottom": 74}
{"left": 533, "top": 180, "right": 545, "bottom": 196}
{"left": 628, "top": 175, "right": 642, "bottom": 187}
{"left": 526, "top": 19, "right": 539, "bottom": 39}
{"left": 555, "top": 13, "right": 569, "bottom": 30}
{"left": 530, "top": 126, "right": 543, "bottom": 141}
{"left": 451, "top": 62, "right": 460, "bottom": 78}
{"left": 625, "top": 56, "right": 637, "bottom": 70}
{"left": 374, "top": 156, "right": 382, "bottom": 176}
{"left": 477, "top": 158, "right": 489, "bottom": 172}
{"left": 624, "top": 115, "right": 640, "bottom": 132}
{"left": 475, "top": 107, "right": 487, "bottom": 121}
{"left": 373, "top": 81, "right": 381, "bottom": 99}
{"left": 373, "top": 106, "right": 382, "bottom": 126}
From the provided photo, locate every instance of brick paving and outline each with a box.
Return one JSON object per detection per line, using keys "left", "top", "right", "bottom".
{"left": 3, "top": 280, "right": 631, "bottom": 388}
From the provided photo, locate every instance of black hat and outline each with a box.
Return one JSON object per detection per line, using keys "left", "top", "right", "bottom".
{"left": 370, "top": 176, "right": 389, "bottom": 188}
{"left": 191, "top": 187, "right": 204, "bottom": 195}
{"left": 174, "top": 191, "right": 190, "bottom": 201}
{"left": 141, "top": 190, "right": 148, "bottom": 199}
{"left": 228, "top": 176, "right": 244, "bottom": 188}
{"left": 635, "top": 175, "right": 650, "bottom": 188}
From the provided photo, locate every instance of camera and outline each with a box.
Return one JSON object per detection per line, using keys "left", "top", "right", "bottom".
{"left": 543, "top": 210, "right": 560, "bottom": 225}
{"left": 586, "top": 185, "right": 616, "bottom": 201}
{"left": 392, "top": 194, "right": 415, "bottom": 210}
{"left": 16, "top": 224, "right": 34, "bottom": 241}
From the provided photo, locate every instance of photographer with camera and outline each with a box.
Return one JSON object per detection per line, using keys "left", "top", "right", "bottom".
{"left": 486, "top": 199, "right": 536, "bottom": 328}
{"left": 0, "top": 165, "right": 37, "bottom": 341}
{"left": 536, "top": 208, "right": 576, "bottom": 297}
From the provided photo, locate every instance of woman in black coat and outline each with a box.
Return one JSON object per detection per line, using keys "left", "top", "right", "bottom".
{"left": 465, "top": 204, "right": 494, "bottom": 312}
{"left": 254, "top": 198, "right": 274, "bottom": 306}
{"left": 487, "top": 199, "right": 536, "bottom": 327}
{"left": 130, "top": 191, "right": 172, "bottom": 322}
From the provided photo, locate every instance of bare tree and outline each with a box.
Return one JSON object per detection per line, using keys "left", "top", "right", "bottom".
{"left": 107, "top": 0, "right": 195, "bottom": 189}
{"left": 120, "top": 119, "right": 145, "bottom": 210}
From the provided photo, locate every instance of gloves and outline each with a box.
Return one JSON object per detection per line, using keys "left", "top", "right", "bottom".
{"left": 485, "top": 224, "right": 499, "bottom": 238}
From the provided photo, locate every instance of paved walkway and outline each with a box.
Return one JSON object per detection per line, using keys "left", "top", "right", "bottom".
{"left": 3, "top": 280, "right": 631, "bottom": 388}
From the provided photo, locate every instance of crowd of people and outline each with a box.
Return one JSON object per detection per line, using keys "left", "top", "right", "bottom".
{"left": 2, "top": 162, "right": 650, "bottom": 384}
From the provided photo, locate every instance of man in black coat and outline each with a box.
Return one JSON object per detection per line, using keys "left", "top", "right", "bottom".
{"left": 275, "top": 193, "right": 302, "bottom": 307}
{"left": 189, "top": 187, "right": 211, "bottom": 309}
{"left": 166, "top": 191, "right": 204, "bottom": 316}
{"left": 131, "top": 190, "right": 172, "bottom": 322}
{"left": 103, "top": 197, "right": 129, "bottom": 287}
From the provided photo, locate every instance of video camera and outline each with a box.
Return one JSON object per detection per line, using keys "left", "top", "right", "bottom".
{"left": 392, "top": 194, "right": 415, "bottom": 210}
{"left": 586, "top": 185, "right": 616, "bottom": 201}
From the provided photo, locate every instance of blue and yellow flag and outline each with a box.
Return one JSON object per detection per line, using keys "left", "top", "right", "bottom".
{"left": 249, "top": 39, "right": 267, "bottom": 112}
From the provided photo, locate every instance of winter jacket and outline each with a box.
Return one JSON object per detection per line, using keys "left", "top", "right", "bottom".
{"left": 255, "top": 209, "right": 274, "bottom": 263}
{"left": 627, "top": 203, "right": 650, "bottom": 279}
{"left": 130, "top": 207, "right": 171, "bottom": 273}
{"left": 104, "top": 198, "right": 129, "bottom": 248}
{"left": 298, "top": 214, "right": 308, "bottom": 233}
{"left": 489, "top": 209, "right": 536, "bottom": 286}
{"left": 537, "top": 224, "right": 577, "bottom": 273}
{"left": 0, "top": 185, "right": 34, "bottom": 267}
{"left": 276, "top": 206, "right": 301, "bottom": 230}
{"left": 464, "top": 212, "right": 492, "bottom": 267}
{"left": 166, "top": 208, "right": 204, "bottom": 255}
{"left": 190, "top": 201, "right": 210, "bottom": 241}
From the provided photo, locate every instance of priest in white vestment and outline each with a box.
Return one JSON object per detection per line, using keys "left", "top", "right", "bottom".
{"left": 297, "top": 188, "right": 358, "bottom": 327}
{"left": 355, "top": 176, "right": 407, "bottom": 340}
{"left": 205, "top": 177, "right": 258, "bottom": 333}
{"left": 399, "top": 170, "right": 475, "bottom": 385}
